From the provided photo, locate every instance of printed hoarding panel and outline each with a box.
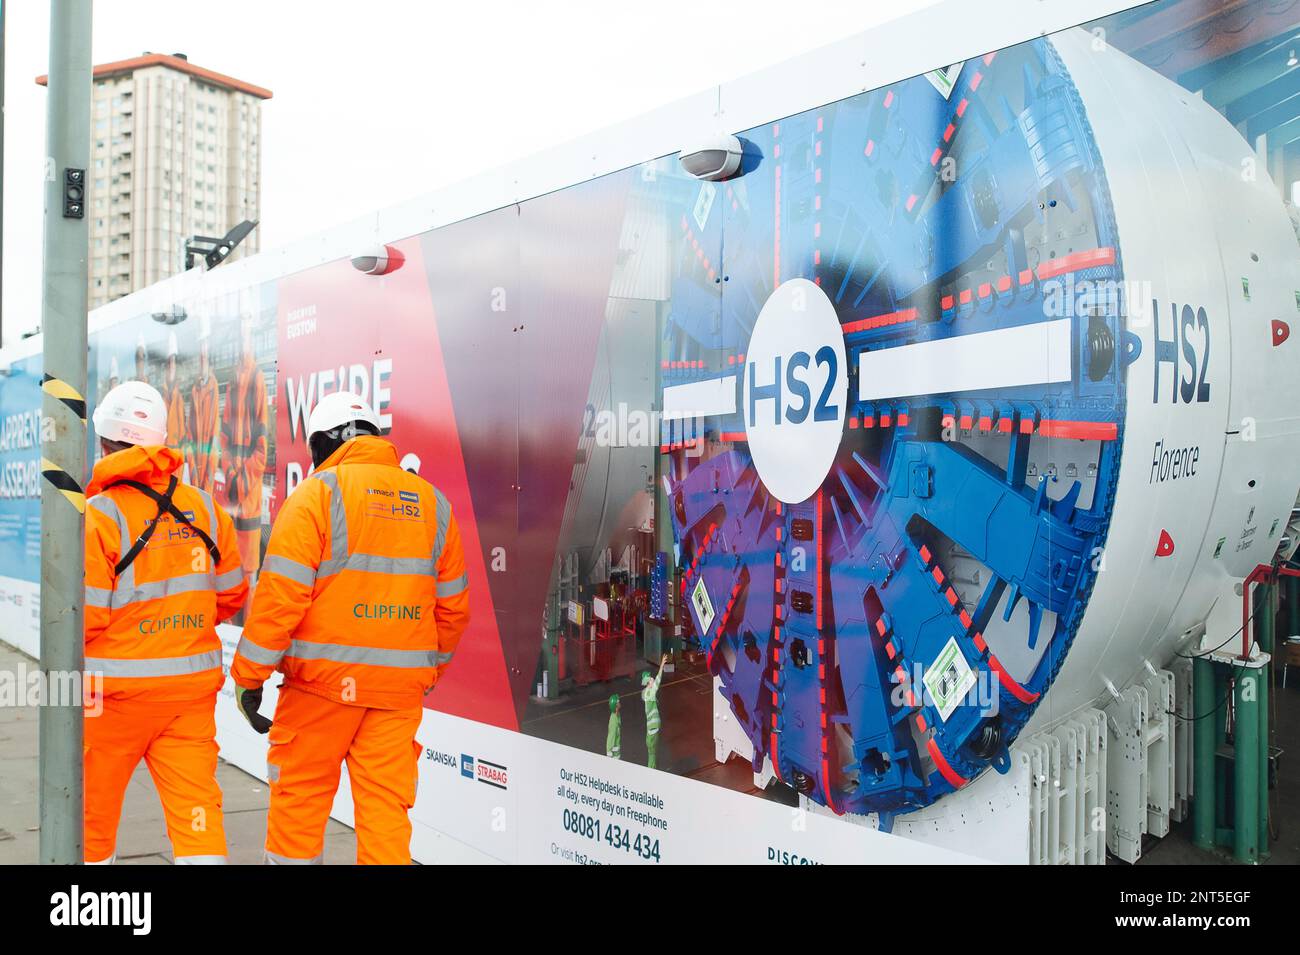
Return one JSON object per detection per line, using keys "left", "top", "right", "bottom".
{"left": 86, "top": 281, "right": 279, "bottom": 613}
{"left": 273, "top": 240, "right": 519, "bottom": 729}
{"left": 0, "top": 354, "right": 44, "bottom": 656}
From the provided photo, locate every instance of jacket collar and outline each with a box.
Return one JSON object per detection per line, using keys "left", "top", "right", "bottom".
{"left": 88, "top": 444, "right": 184, "bottom": 496}
{"left": 317, "top": 435, "right": 400, "bottom": 471}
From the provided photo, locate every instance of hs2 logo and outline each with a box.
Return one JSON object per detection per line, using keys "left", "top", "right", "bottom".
{"left": 1152, "top": 299, "right": 1210, "bottom": 404}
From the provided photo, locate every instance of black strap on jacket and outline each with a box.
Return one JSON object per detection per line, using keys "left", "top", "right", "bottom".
{"left": 106, "top": 476, "right": 221, "bottom": 576}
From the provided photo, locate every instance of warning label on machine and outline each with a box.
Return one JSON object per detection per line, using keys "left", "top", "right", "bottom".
{"left": 924, "top": 62, "right": 964, "bottom": 99}
{"left": 691, "top": 578, "right": 716, "bottom": 635}
{"left": 924, "top": 637, "right": 976, "bottom": 721}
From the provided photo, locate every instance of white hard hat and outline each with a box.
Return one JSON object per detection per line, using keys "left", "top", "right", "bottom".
{"left": 307, "top": 391, "right": 380, "bottom": 440}
{"left": 94, "top": 380, "right": 167, "bottom": 446}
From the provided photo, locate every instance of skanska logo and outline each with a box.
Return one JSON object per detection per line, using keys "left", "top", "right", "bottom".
{"left": 50, "top": 885, "right": 151, "bottom": 935}
{"left": 424, "top": 747, "right": 457, "bottom": 770}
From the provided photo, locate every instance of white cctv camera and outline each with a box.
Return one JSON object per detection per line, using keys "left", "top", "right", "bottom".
{"left": 350, "top": 243, "right": 404, "bottom": 275}
{"left": 678, "top": 135, "right": 743, "bottom": 181}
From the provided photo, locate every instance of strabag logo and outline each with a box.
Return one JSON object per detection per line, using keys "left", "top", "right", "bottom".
{"left": 743, "top": 278, "right": 848, "bottom": 503}
{"left": 475, "top": 759, "right": 509, "bottom": 790}
{"left": 50, "top": 885, "right": 151, "bottom": 935}
{"left": 459, "top": 753, "right": 509, "bottom": 790}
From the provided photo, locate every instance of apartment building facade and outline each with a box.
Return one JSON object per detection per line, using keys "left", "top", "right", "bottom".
{"left": 42, "top": 53, "right": 272, "bottom": 309}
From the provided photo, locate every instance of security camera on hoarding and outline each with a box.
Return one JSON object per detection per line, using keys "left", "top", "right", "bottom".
{"left": 678, "top": 134, "right": 743, "bottom": 181}
{"left": 350, "top": 244, "right": 405, "bottom": 276}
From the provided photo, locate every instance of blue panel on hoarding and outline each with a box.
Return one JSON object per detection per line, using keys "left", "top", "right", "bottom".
{"left": 0, "top": 355, "right": 44, "bottom": 583}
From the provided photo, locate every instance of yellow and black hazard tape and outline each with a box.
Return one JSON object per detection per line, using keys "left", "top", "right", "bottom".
{"left": 41, "top": 457, "right": 86, "bottom": 514}
{"left": 41, "top": 373, "right": 87, "bottom": 422}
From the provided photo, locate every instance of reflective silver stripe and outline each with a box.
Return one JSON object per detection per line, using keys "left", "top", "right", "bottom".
{"left": 433, "top": 650, "right": 454, "bottom": 666}
{"left": 317, "top": 557, "right": 344, "bottom": 579}
{"left": 85, "top": 649, "right": 222, "bottom": 678}
{"left": 318, "top": 553, "right": 435, "bottom": 578}
{"left": 236, "top": 635, "right": 285, "bottom": 667}
{"left": 89, "top": 494, "right": 134, "bottom": 598}
{"left": 85, "top": 586, "right": 112, "bottom": 608}
{"left": 88, "top": 493, "right": 129, "bottom": 543}
{"left": 350, "top": 554, "right": 436, "bottom": 576}
{"left": 436, "top": 573, "right": 468, "bottom": 598}
{"left": 264, "top": 850, "right": 322, "bottom": 865}
{"left": 215, "top": 567, "right": 245, "bottom": 590}
{"left": 286, "top": 640, "right": 439, "bottom": 669}
{"left": 195, "top": 488, "right": 220, "bottom": 587}
{"left": 112, "top": 571, "right": 218, "bottom": 607}
{"left": 432, "top": 488, "right": 451, "bottom": 566}
{"left": 174, "top": 855, "right": 228, "bottom": 865}
{"left": 316, "top": 470, "right": 349, "bottom": 561}
{"left": 262, "top": 554, "right": 315, "bottom": 587}
{"left": 196, "top": 488, "right": 218, "bottom": 542}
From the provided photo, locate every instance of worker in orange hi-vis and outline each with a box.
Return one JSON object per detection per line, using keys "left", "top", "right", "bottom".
{"left": 230, "top": 391, "right": 471, "bottom": 865}
{"left": 83, "top": 381, "right": 249, "bottom": 865}
{"left": 104, "top": 354, "right": 120, "bottom": 401}
{"left": 133, "top": 332, "right": 150, "bottom": 386}
{"left": 221, "top": 314, "right": 268, "bottom": 583}
{"left": 186, "top": 316, "right": 220, "bottom": 495}
{"left": 162, "top": 331, "right": 187, "bottom": 457}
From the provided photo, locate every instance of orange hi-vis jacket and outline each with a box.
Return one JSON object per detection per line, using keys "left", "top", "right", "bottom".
{"left": 231, "top": 436, "right": 471, "bottom": 710}
{"left": 186, "top": 374, "right": 220, "bottom": 493}
{"left": 164, "top": 382, "right": 186, "bottom": 455}
{"left": 85, "top": 445, "right": 248, "bottom": 702}
{"left": 221, "top": 355, "right": 268, "bottom": 530}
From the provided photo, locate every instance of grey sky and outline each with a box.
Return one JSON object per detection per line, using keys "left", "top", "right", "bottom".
{"left": 2, "top": 0, "right": 935, "bottom": 345}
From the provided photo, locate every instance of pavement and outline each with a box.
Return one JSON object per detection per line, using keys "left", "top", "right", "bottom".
{"left": 0, "top": 640, "right": 356, "bottom": 865}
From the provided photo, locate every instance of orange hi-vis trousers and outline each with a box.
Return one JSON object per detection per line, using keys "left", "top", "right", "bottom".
{"left": 84, "top": 695, "right": 226, "bottom": 864}
{"left": 265, "top": 687, "right": 423, "bottom": 865}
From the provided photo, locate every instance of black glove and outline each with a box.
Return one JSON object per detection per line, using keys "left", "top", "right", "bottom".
{"left": 235, "top": 685, "right": 272, "bottom": 734}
